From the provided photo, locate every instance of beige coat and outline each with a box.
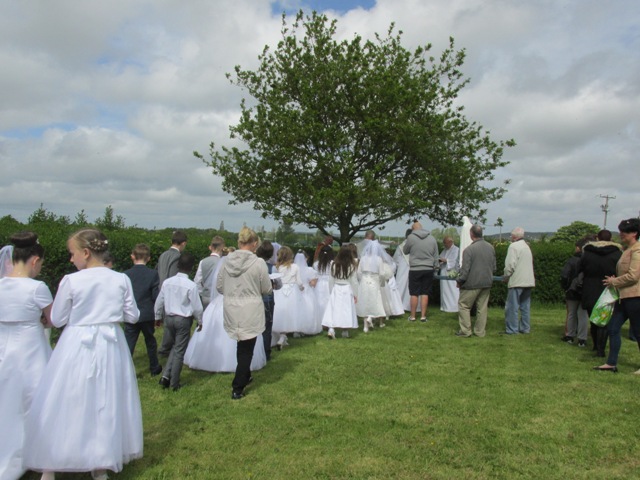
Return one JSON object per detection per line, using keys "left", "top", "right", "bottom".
{"left": 217, "top": 250, "right": 272, "bottom": 341}
{"left": 504, "top": 239, "right": 535, "bottom": 288}
{"left": 610, "top": 242, "right": 640, "bottom": 300}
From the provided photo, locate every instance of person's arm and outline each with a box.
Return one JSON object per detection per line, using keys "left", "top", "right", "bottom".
{"left": 51, "top": 276, "right": 72, "bottom": 328}
{"left": 190, "top": 285, "right": 204, "bottom": 328}
{"left": 608, "top": 249, "right": 640, "bottom": 289}
{"left": 193, "top": 260, "right": 204, "bottom": 294}
{"left": 122, "top": 274, "right": 140, "bottom": 324}
{"left": 503, "top": 245, "right": 517, "bottom": 278}
{"left": 260, "top": 264, "right": 273, "bottom": 296}
{"left": 154, "top": 286, "right": 165, "bottom": 326}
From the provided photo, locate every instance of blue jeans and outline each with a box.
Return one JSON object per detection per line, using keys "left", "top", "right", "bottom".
{"left": 606, "top": 298, "right": 640, "bottom": 366}
{"left": 505, "top": 287, "right": 532, "bottom": 334}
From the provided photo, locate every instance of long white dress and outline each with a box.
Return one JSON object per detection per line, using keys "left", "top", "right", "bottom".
{"left": 24, "top": 267, "right": 143, "bottom": 474}
{"left": 439, "top": 245, "right": 460, "bottom": 312}
{"left": 356, "top": 244, "right": 393, "bottom": 319}
{"left": 393, "top": 243, "right": 419, "bottom": 313}
{"left": 382, "top": 275, "right": 406, "bottom": 317}
{"left": 321, "top": 268, "right": 359, "bottom": 329}
{"left": 295, "top": 255, "right": 321, "bottom": 335}
{"left": 184, "top": 259, "right": 266, "bottom": 372}
{"left": 0, "top": 277, "right": 52, "bottom": 480}
{"left": 313, "top": 260, "right": 332, "bottom": 327}
{"left": 273, "top": 264, "right": 305, "bottom": 333}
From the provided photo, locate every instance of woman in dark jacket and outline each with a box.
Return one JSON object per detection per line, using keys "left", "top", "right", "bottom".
{"left": 579, "top": 230, "right": 623, "bottom": 356}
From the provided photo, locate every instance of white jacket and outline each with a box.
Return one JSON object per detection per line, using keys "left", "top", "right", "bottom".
{"left": 504, "top": 239, "right": 535, "bottom": 288}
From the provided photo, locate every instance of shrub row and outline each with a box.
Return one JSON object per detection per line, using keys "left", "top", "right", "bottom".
{"left": 0, "top": 215, "right": 574, "bottom": 304}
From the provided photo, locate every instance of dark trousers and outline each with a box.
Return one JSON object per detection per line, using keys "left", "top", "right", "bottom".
{"left": 124, "top": 321, "right": 161, "bottom": 374}
{"left": 588, "top": 305, "right": 609, "bottom": 356}
{"left": 262, "top": 298, "right": 275, "bottom": 361}
{"left": 233, "top": 336, "right": 257, "bottom": 394}
{"left": 162, "top": 315, "right": 193, "bottom": 389}
{"left": 606, "top": 298, "right": 640, "bottom": 366}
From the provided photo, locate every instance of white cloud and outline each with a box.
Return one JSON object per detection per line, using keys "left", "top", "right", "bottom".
{"left": 1, "top": 0, "right": 639, "bottom": 238}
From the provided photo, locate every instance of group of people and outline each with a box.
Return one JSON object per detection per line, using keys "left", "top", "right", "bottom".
{"left": 560, "top": 219, "right": 640, "bottom": 373}
{"left": 2, "top": 216, "right": 639, "bottom": 479}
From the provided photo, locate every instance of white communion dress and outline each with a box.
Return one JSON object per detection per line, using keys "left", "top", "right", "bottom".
{"left": 0, "top": 277, "right": 52, "bottom": 480}
{"left": 24, "top": 267, "right": 143, "bottom": 474}
{"left": 184, "top": 258, "right": 266, "bottom": 372}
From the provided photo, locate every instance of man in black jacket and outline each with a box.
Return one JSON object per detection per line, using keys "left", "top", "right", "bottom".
{"left": 560, "top": 237, "right": 590, "bottom": 346}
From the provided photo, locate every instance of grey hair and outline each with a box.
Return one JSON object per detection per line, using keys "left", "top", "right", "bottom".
{"left": 511, "top": 227, "right": 525, "bottom": 239}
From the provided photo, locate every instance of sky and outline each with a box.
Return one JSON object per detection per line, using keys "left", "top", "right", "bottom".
{"left": 1, "top": 0, "right": 638, "bottom": 238}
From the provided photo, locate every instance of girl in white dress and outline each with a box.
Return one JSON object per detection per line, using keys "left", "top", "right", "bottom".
{"left": 357, "top": 240, "right": 395, "bottom": 331}
{"left": 322, "top": 245, "right": 359, "bottom": 339}
{"left": 184, "top": 257, "right": 266, "bottom": 372}
{"left": 272, "top": 246, "right": 304, "bottom": 349}
{"left": 24, "top": 229, "right": 142, "bottom": 480}
{"left": 294, "top": 251, "right": 320, "bottom": 335}
{"left": 313, "top": 246, "right": 334, "bottom": 329}
{"left": 0, "top": 233, "right": 53, "bottom": 480}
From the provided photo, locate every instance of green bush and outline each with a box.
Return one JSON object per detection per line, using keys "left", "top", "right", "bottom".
{"left": 0, "top": 215, "right": 577, "bottom": 304}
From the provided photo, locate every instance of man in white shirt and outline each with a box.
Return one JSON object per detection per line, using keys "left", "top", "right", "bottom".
{"left": 155, "top": 252, "right": 203, "bottom": 391}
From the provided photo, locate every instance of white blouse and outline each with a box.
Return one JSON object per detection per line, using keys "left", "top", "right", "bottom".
{"left": 0, "top": 277, "right": 53, "bottom": 323}
{"left": 277, "top": 264, "right": 304, "bottom": 287}
{"left": 52, "top": 267, "right": 139, "bottom": 327}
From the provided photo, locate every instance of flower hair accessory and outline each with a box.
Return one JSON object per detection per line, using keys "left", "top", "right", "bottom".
{"left": 89, "top": 238, "right": 109, "bottom": 252}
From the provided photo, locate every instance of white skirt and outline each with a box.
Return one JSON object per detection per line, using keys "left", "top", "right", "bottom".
{"left": 439, "top": 269, "right": 460, "bottom": 313}
{"left": 356, "top": 274, "right": 387, "bottom": 318}
{"left": 314, "top": 277, "right": 331, "bottom": 326}
{"left": 297, "top": 286, "right": 321, "bottom": 335}
{"left": 273, "top": 284, "right": 304, "bottom": 333}
{"left": 321, "top": 284, "right": 358, "bottom": 329}
{"left": 184, "top": 296, "right": 266, "bottom": 373}
{"left": 0, "top": 322, "right": 51, "bottom": 480}
{"left": 382, "top": 277, "right": 405, "bottom": 316}
{"left": 24, "top": 323, "right": 143, "bottom": 473}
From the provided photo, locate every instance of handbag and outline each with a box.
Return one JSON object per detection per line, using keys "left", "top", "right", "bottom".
{"left": 589, "top": 286, "right": 619, "bottom": 327}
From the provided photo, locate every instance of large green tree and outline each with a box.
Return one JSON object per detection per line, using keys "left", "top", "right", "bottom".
{"left": 551, "top": 220, "right": 600, "bottom": 243}
{"left": 197, "top": 11, "right": 514, "bottom": 244}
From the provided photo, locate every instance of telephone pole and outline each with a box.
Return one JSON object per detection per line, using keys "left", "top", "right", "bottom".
{"left": 599, "top": 194, "right": 616, "bottom": 229}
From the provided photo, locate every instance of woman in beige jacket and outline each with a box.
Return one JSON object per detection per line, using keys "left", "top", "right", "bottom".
{"left": 217, "top": 227, "right": 272, "bottom": 398}
{"left": 594, "top": 218, "right": 640, "bottom": 373}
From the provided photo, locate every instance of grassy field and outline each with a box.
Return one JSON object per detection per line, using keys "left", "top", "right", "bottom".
{"left": 23, "top": 304, "right": 640, "bottom": 479}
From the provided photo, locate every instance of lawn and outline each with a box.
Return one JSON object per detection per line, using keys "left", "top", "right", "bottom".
{"left": 22, "top": 304, "right": 640, "bottom": 479}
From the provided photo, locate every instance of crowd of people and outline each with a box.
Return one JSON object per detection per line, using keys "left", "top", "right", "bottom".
{"left": 1, "top": 216, "right": 639, "bottom": 479}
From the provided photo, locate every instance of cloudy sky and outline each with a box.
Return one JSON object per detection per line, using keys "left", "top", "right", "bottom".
{"left": 1, "top": 0, "right": 638, "bottom": 238}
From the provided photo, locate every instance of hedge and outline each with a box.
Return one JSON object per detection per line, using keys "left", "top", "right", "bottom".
{"left": 0, "top": 216, "right": 575, "bottom": 304}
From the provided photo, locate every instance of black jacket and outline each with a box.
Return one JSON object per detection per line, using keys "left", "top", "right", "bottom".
{"left": 124, "top": 264, "right": 160, "bottom": 322}
{"left": 560, "top": 253, "right": 582, "bottom": 301}
{"left": 579, "top": 241, "right": 622, "bottom": 312}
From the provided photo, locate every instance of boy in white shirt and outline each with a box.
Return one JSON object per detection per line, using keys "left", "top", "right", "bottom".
{"left": 155, "top": 252, "right": 203, "bottom": 391}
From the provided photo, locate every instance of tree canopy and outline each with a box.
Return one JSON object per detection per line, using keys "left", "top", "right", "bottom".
{"left": 196, "top": 10, "right": 514, "bottom": 244}
{"left": 551, "top": 220, "right": 600, "bottom": 243}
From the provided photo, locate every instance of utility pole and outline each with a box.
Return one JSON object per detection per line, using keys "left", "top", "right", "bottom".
{"left": 599, "top": 194, "right": 616, "bottom": 229}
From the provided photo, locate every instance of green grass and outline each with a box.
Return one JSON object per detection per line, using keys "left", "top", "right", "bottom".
{"left": 22, "top": 304, "right": 640, "bottom": 479}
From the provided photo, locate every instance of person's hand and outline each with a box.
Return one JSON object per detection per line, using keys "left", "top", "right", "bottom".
{"left": 603, "top": 275, "right": 616, "bottom": 287}
{"left": 155, "top": 320, "right": 163, "bottom": 327}
{"left": 196, "top": 324, "right": 203, "bottom": 332}
{"left": 354, "top": 296, "right": 358, "bottom": 304}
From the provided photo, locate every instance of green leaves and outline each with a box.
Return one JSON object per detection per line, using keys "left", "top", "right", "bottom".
{"left": 197, "top": 10, "right": 514, "bottom": 243}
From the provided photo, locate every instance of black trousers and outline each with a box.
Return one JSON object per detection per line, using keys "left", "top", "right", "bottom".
{"left": 262, "top": 298, "right": 275, "bottom": 361}
{"left": 233, "top": 336, "right": 257, "bottom": 394}
{"left": 124, "top": 321, "right": 161, "bottom": 373}
{"left": 588, "top": 307, "right": 609, "bottom": 356}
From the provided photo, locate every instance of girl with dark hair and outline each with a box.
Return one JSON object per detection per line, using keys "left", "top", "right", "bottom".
{"left": 24, "top": 229, "right": 142, "bottom": 480}
{"left": 0, "top": 232, "right": 52, "bottom": 480}
{"left": 595, "top": 218, "right": 640, "bottom": 373}
{"left": 322, "top": 246, "right": 359, "bottom": 339}
{"left": 313, "top": 245, "right": 334, "bottom": 328}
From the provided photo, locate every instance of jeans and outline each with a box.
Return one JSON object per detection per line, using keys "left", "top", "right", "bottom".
{"left": 505, "top": 287, "right": 532, "bottom": 334}
{"left": 606, "top": 298, "right": 640, "bottom": 366}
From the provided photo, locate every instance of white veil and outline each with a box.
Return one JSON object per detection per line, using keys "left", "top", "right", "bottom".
{"left": 0, "top": 245, "right": 14, "bottom": 278}
{"left": 459, "top": 216, "right": 473, "bottom": 266}
{"left": 294, "top": 252, "right": 315, "bottom": 283}
{"left": 360, "top": 240, "right": 395, "bottom": 273}
{"left": 207, "top": 256, "right": 227, "bottom": 303}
